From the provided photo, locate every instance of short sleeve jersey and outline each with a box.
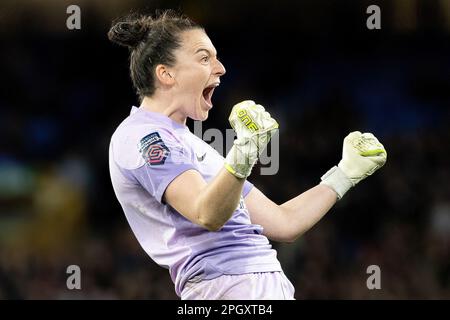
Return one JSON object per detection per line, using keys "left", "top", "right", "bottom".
{"left": 109, "top": 106, "right": 281, "bottom": 296}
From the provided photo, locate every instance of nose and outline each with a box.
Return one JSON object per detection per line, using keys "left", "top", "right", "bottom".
{"left": 214, "top": 59, "right": 226, "bottom": 77}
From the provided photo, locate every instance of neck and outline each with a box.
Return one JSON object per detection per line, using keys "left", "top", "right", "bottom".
{"left": 140, "top": 94, "right": 187, "bottom": 126}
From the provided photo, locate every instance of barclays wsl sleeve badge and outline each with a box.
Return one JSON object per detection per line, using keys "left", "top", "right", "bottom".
{"left": 138, "top": 132, "right": 170, "bottom": 165}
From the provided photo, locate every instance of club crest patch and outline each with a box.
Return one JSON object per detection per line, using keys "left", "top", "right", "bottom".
{"left": 139, "top": 132, "right": 170, "bottom": 165}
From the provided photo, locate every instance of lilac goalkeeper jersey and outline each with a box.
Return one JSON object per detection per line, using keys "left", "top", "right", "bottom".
{"left": 109, "top": 106, "right": 281, "bottom": 296}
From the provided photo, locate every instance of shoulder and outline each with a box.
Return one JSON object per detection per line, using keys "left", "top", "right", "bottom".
{"left": 110, "top": 115, "right": 186, "bottom": 170}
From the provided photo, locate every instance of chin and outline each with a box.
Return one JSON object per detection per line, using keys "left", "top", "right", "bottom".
{"left": 188, "top": 112, "right": 208, "bottom": 122}
{"left": 198, "top": 111, "right": 209, "bottom": 121}
{"left": 192, "top": 105, "right": 210, "bottom": 121}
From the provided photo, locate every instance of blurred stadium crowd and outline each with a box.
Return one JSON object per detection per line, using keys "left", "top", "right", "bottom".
{"left": 0, "top": 0, "right": 449, "bottom": 299}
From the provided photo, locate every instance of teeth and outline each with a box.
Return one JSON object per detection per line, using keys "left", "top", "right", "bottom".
{"left": 206, "top": 83, "right": 219, "bottom": 89}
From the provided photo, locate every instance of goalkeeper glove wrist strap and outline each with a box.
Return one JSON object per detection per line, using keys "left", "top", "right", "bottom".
{"left": 224, "top": 162, "right": 246, "bottom": 179}
{"left": 320, "top": 166, "right": 354, "bottom": 200}
{"left": 224, "top": 144, "right": 256, "bottom": 179}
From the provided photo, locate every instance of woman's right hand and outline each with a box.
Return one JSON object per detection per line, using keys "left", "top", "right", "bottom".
{"left": 224, "top": 100, "right": 279, "bottom": 179}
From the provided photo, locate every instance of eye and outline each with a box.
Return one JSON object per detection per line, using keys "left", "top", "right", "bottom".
{"left": 201, "top": 56, "right": 209, "bottom": 63}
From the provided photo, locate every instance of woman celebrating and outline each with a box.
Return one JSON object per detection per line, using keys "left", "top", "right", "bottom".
{"left": 108, "top": 10, "right": 387, "bottom": 300}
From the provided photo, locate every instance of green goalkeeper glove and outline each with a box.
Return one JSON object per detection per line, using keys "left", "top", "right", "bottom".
{"left": 225, "top": 100, "right": 279, "bottom": 179}
{"left": 320, "top": 131, "right": 387, "bottom": 199}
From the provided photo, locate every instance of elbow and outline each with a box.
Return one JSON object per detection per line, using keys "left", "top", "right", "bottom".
{"left": 278, "top": 214, "right": 308, "bottom": 243}
{"left": 204, "top": 223, "right": 223, "bottom": 232}
{"left": 279, "top": 234, "right": 298, "bottom": 244}
{"left": 286, "top": 228, "right": 309, "bottom": 243}
{"left": 268, "top": 234, "right": 297, "bottom": 244}
{"left": 266, "top": 230, "right": 299, "bottom": 244}
{"left": 282, "top": 237, "right": 296, "bottom": 244}
{"left": 284, "top": 233, "right": 303, "bottom": 244}
{"left": 195, "top": 200, "right": 234, "bottom": 232}
{"left": 198, "top": 217, "right": 225, "bottom": 232}
{"left": 197, "top": 210, "right": 228, "bottom": 232}
{"left": 279, "top": 228, "right": 305, "bottom": 244}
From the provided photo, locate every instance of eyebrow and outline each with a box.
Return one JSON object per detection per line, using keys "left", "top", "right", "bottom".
{"left": 194, "top": 48, "right": 217, "bottom": 57}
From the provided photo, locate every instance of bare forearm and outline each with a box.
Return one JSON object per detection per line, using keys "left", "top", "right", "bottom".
{"left": 279, "top": 184, "right": 337, "bottom": 242}
{"left": 196, "top": 168, "right": 244, "bottom": 231}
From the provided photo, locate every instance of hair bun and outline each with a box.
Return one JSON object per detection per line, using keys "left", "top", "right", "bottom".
{"left": 108, "top": 15, "right": 151, "bottom": 49}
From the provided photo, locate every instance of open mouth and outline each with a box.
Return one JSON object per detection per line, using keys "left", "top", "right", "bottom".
{"left": 202, "top": 83, "right": 219, "bottom": 108}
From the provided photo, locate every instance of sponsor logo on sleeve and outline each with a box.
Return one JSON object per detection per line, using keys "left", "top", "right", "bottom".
{"left": 138, "top": 132, "right": 170, "bottom": 165}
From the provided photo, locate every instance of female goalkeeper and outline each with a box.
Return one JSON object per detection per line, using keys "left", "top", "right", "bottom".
{"left": 108, "top": 10, "right": 387, "bottom": 300}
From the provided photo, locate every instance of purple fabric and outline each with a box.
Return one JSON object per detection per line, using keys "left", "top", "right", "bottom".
{"left": 109, "top": 106, "right": 281, "bottom": 296}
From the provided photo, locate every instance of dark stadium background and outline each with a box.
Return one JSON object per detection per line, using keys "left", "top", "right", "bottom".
{"left": 0, "top": 0, "right": 449, "bottom": 299}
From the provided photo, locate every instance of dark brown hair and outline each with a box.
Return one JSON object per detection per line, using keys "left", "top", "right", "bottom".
{"left": 108, "top": 10, "right": 202, "bottom": 99}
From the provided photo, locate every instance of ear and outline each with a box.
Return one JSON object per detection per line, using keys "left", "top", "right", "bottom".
{"left": 155, "top": 64, "right": 175, "bottom": 86}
